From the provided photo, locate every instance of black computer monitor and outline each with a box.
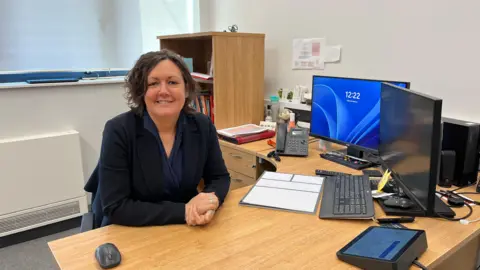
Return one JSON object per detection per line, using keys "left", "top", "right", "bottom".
{"left": 310, "top": 76, "right": 410, "bottom": 157}
{"left": 379, "top": 83, "right": 443, "bottom": 216}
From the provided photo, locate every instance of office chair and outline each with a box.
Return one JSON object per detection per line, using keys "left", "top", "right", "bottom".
{"left": 80, "top": 212, "right": 95, "bottom": 232}
{"left": 80, "top": 191, "right": 96, "bottom": 233}
{"left": 81, "top": 164, "right": 101, "bottom": 232}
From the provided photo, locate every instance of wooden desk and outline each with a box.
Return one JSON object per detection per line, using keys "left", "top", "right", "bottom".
{"left": 49, "top": 140, "right": 480, "bottom": 269}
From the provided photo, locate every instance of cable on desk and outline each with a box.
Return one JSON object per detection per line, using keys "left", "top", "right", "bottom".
{"left": 451, "top": 182, "right": 477, "bottom": 192}
{"left": 435, "top": 191, "right": 474, "bottom": 221}
{"left": 456, "top": 191, "right": 480, "bottom": 197}
{"left": 444, "top": 191, "right": 480, "bottom": 205}
{"left": 412, "top": 259, "right": 428, "bottom": 270}
{"left": 460, "top": 216, "right": 480, "bottom": 225}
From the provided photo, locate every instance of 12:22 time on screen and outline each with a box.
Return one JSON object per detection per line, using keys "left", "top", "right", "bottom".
{"left": 345, "top": 91, "right": 361, "bottom": 100}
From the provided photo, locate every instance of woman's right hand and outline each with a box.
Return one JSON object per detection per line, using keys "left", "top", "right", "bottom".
{"left": 185, "top": 193, "right": 219, "bottom": 226}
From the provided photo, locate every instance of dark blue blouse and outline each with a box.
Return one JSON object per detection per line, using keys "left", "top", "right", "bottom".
{"left": 143, "top": 111, "right": 185, "bottom": 201}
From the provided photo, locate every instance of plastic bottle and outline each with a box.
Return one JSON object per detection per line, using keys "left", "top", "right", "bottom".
{"left": 265, "top": 105, "right": 273, "bottom": 122}
{"left": 270, "top": 95, "right": 280, "bottom": 122}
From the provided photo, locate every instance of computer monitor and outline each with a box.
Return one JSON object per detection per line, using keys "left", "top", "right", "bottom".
{"left": 379, "top": 83, "right": 443, "bottom": 216}
{"left": 310, "top": 76, "right": 410, "bottom": 157}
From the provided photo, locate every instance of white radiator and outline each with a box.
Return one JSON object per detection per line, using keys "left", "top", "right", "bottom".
{"left": 0, "top": 131, "right": 88, "bottom": 237}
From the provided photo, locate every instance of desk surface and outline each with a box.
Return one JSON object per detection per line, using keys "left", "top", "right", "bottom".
{"left": 49, "top": 139, "right": 480, "bottom": 269}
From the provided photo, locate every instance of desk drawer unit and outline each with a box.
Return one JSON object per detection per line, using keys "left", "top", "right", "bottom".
{"left": 228, "top": 170, "right": 256, "bottom": 190}
{"left": 220, "top": 145, "right": 256, "bottom": 178}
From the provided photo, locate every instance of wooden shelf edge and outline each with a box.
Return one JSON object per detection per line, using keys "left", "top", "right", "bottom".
{"left": 194, "top": 78, "right": 213, "bottom": 84}
{"left": 157, "top": 32, "right": 265, "bottom": 40}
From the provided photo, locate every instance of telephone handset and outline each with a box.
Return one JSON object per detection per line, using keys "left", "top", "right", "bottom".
{"left": 275, "top": 123, "right": 309, "bottom": 157}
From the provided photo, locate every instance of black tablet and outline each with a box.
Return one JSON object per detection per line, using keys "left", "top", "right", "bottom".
{"left": 337, "top": 226, "right": 427, "bottom": 269}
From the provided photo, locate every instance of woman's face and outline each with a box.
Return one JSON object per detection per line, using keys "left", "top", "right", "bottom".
{"left": 144, "top": 59, "right": 186, "bottom": 118}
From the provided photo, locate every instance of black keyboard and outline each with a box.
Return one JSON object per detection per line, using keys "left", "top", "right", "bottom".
{"left": 315, "top": 169, "right": 351, "bottom": 177}
{"left": 319, "top": 175, "right": 375, "bottom": 219}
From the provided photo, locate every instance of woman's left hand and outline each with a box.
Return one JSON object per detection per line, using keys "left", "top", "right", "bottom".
{"left": 190, "top": 192, "right": 219, "bottom": 214}
{"left": 186, "top": 192, "right": 219, "bottom": 226}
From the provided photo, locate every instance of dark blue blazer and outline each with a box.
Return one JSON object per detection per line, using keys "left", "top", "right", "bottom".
{"left": 85, "top": 110, "right": 230, "bottom": 228}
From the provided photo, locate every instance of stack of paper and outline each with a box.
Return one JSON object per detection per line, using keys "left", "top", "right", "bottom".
{"left": 217, "top": 124, "right": 267, "bottom": 138}
{"left": 240, "top": 172, "right": 324, "bottom": 214}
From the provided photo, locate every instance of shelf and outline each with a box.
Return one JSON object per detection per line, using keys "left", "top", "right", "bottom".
{"left": 157, "top": 32, "right": 265, "bottom": 40}
{"left": 264, "top": 99, "right": 312, "bottom": 111}
{"left": 194, "top": 78, "right": 213, "bottom": 84}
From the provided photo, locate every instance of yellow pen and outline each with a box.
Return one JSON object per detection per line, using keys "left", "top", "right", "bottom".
{"left": 377, "top": 170, "right": 390, "bottom": 192}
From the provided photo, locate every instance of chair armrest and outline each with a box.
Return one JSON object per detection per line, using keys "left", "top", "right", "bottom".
{"left": 80, "top": 213, "right": 95, "bottom": 232}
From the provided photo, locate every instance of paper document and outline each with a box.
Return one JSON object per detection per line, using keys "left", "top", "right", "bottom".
{"left": 371, "top": 191, "right": 396, "bottom": 199}
{"left": 256, "top": 178, "right": 322, "bottom": 193}
{"left": 292, "top": 38, "right": 326, "bottom": 70}
{"left": 242, "top": 186, "right": 320, "bottom": 213}
{"left": 217, "top": 124, "right": 267, "bottom": 138}
{"left": 325, "top": 45, "right": 342, "bottom": 63}
{"left": 262, "top": 171, "right": 293, "bottom": 181}
{"left": 292, "top": 38, "right": 342, "bottom": 70}
{"left": 292, "top": 175, "right": 324, "bottom": 185}
{"left": 239, "top": 172, "right": 323, "bottom": 214}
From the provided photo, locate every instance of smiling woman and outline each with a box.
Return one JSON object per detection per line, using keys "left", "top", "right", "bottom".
{"left": 84, "top": 49, "right": 231, "bottom": 228}
{"left": 125, "top": 50, "right": 196, "bottom": 116}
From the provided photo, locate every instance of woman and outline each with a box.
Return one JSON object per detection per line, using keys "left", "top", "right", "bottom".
{"left": 85, "top": 49, "right": 230, "bottom": 228}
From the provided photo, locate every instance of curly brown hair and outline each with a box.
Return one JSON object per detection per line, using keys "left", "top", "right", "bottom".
{"left": 124, "top": 49, "right": 197, "bottom": 115}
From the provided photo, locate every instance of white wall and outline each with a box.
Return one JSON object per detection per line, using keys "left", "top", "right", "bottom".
{"left": 0, "top": 82, "right": 128, "bottom": 185}
{"left": 0, "top": 0, "right": 198, "bottom": 71}
{"left": 207, "top": 0, "right": 480, "bottom": 123}
{"left": 0, "top": 0, "right": 107, "bottom": 70}
{"left": 111, "top": 0, "right": 144, "bottom": 68}
{"left": 139, "top": 0, "right": 194, "bottom": 53}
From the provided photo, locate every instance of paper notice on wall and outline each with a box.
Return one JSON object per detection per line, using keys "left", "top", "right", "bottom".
{"left": 292, "top": 38, "right": 326, "bottom": 70}
{"left": 292, "top": 38, "right": 342, "bottom": 70}
{"left": 325, "top": 45, "right": 342, "bottom": 63}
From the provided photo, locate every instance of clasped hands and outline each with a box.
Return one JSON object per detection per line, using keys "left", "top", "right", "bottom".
{"left": 185, "top": 192, "right": 219, "bottom": 226}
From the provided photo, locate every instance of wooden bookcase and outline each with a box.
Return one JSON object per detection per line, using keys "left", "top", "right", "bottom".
{"left": 157, "top": 32, "right": 265, "bottom": 130}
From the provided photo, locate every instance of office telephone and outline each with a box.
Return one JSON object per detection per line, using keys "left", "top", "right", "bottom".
{"left": 275, "top": 123, "right": 309, "bottom": 157}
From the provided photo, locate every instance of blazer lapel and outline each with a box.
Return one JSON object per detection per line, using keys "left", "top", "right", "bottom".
{"left": 136, "top": 120, "right": 164, "bottom": 194}
{"left": 182, "top": 115, "right": 200, "bottom": 190}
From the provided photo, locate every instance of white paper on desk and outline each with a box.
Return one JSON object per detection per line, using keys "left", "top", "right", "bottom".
{"left": 325, "top": 45, "right": 342, "bottom": 63}
{"left": 292, "top": 175, "right": 324, "bottom": 185}
{"left": 292, "top": 38, "right": 326, "bottom": 70}
{"left": 261, "top": 171, "right": 293, "bottom": 181}
{"left": 257, "top": 178, "right": 322, "bottom": 193}
{"left": 371, "top": 191, "right": 395, "bottom": 199}
{"left": 242, "top": 186, "right": 319, "bottom": 213}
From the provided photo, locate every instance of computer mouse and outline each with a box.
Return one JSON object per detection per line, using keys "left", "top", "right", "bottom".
{"left": 95, "top": 243, "right": 121, "bottom": 269}
{"left": 383, "top": 197, "right": 415, "bottom": 209}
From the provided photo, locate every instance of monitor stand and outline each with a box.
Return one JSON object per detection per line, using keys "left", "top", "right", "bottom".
{"left": 335, "top": 146, "right": 379, "bottom": 164}
{"left": 346, "top": 146, "right": 364, "bottom": 159}
{"left": 377, "top": 194, "right": 455, "bottom": 218}
{"left": 334, "top": 146, "right": 365, "bottom": 159}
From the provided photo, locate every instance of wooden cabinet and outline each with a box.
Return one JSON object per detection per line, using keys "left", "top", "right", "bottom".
{"left": 220, "top": 144, "right": 257, "bottom": 191}
{"left": 220, "top": 145, "right": 256, "bottom": 178}
{"left": 228, "top": 170, "right": 256, "bottom": 190}
{"left": 157, "top": 32, "right": 265, "bottom": 130}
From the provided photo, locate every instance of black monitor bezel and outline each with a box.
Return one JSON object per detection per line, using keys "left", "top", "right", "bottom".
{"left": 309, "top": 75, "right": 411, "bottom": 154}
{"left": 379, "top": 83, "right": 442, "bottom": 215}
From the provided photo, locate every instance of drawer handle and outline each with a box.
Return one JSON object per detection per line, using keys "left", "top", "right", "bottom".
{"left": 232, "top": 178, "right": 243, "bottom": 182}
{"left": 230, "top": 154, "right": 243, "bottom": 159}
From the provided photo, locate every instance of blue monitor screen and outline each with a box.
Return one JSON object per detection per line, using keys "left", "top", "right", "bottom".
{"left": 343, "top": 227, "right": 417, "bottom": 261}
{"left": 310, "top": 76, "right": 408, "bottom": 150}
